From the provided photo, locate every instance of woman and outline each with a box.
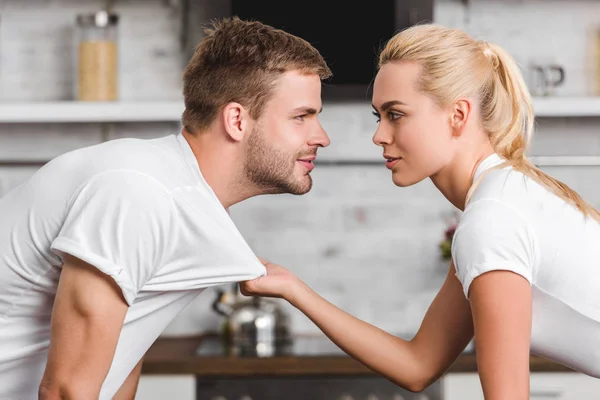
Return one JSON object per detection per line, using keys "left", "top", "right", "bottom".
{"left": 241, "top": 24, "right": 600, "bottom": 398}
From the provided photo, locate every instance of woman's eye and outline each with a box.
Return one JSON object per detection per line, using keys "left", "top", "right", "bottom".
{"left": 372, "top": 111, "right": 381, "bottom": 123}
{"left": 388, "top": 112, "right": 403, "bottom": 121}
{"left": 372, "top": 110, "right": 403, "bottom": 123}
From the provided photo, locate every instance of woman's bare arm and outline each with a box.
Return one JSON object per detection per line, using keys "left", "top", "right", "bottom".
{"left": 243, "top": 261, "right": 474, "bottom": 391}
{"left": 469, "top": 270, "right": 532, "bottom": 400}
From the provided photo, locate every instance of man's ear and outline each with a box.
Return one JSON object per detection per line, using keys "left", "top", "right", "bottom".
{"left": 222, "top": 102, "right": 250, "bottom": 142}
{"left": 449, "top": 98, "right": 472, "bottom": 137}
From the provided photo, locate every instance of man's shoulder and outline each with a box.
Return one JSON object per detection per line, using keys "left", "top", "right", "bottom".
{"left": 43, "top": 135, "right": 184, "bottom": 186}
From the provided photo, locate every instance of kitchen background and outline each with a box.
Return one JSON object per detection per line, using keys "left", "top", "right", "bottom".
{"left": 1, "top": 0, "right": 600, "bottom": 399}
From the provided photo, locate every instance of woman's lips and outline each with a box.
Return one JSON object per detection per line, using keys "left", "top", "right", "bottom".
{"left": 384, "top": 156, "right": 402, "bottom": 170}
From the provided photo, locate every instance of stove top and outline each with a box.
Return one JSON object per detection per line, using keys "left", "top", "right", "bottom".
{"left": 194, "top": 332, "right": 442, "bottom": 358}
{"left": 195, "top": 334, "right": 348, "bottom": 357}
{"left": 193, "top": 334, "right": 449, "bottom": 399}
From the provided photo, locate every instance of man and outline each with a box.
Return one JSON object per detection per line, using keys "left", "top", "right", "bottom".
{"left": 0, "top": 17, "right": 331, "bottom": 399}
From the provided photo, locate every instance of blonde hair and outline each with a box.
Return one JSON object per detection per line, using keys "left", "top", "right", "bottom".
{"left": 379, "top": 24, "right": 600, "bottom": 221}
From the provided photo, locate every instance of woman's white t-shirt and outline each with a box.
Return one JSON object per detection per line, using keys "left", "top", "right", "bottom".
{"left": 0, "top": 133, "right": 266, "bottom": 399}
{"left": 452, "top": 153, "right": 600, "bottom": 378}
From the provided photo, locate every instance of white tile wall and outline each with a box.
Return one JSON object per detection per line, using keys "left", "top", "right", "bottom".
{"left": 0, "top": 0, "right": 599, "bottom": 337}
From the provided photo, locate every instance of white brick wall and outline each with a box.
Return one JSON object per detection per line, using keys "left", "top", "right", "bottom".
{"left": 0, "top": 0, "right": 599, "bottom": 337}
{"left": 436, "top": 0, "right": 600, "bottom": 96}
{"left": 0, "top": 0, "right": 184, "bottom": 101}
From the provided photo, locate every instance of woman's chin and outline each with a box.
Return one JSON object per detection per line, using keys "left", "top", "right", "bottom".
{"left": 391, "top": 172, "right": 422, "bottom": 187}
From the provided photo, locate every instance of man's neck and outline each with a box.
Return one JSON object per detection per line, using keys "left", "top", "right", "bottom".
{"left": 182, "top": 130, "right": 252, "bottom": 209}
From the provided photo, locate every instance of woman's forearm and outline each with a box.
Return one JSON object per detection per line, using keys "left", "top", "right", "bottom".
{"left": 287, "top": 282, "right": 426, "bottom": 391}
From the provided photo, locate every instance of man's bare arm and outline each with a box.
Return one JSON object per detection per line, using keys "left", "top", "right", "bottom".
{"left": 38, "top": 254, "right": 129, "bottom": 399}
{"left": 113, "top": 357, "right": 144, "bottom": 400}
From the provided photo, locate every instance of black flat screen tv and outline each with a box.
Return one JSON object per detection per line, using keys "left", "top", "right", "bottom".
{"left": 229, "top": 0, "right": 434, "bottom": 101}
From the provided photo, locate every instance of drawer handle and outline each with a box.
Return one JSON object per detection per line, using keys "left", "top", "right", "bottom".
{"left": 530, "top": 389, "right": 564, "bottom": 398}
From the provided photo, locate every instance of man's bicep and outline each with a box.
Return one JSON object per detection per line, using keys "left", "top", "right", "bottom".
{"left": 40, "top": 254, "right": 129, "bottom": 398}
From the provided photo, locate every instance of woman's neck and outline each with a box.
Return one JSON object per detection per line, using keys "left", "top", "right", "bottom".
{"left": 430, "top": 144, "right": 496, "bottom": 211}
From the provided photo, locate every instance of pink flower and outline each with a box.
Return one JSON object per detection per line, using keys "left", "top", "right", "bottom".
{"left": 444, "top": 223, "right": 457, "bottom": 240}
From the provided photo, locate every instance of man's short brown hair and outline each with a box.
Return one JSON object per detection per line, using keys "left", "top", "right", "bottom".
{"left": 182, "top": 17, "right": 332, "bottom": 133}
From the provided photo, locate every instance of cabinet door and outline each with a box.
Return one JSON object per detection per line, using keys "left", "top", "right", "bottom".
{"left": 442, "top": 372, "right": 600, "bottom": 400}
{"left": 442, "top": 373, "right": 484, "bottom": 400}
{"left": 135, "top": 375, "right": 196, "bottom": 400}
{"left": 529, "top": 373, "right": 600, "bottom": 400}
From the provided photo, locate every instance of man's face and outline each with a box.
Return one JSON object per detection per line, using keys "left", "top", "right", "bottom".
{"left": 244, "top": 70, "right": 330, "bottom": 195}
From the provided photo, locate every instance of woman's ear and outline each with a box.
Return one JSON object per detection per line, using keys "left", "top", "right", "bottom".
{"left": 449, "top": 99, "right": 472, "bottom": 137}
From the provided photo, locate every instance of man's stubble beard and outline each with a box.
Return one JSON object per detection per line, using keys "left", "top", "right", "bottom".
{"left": 244, "top": 125, "right": 313, "bottom": 196}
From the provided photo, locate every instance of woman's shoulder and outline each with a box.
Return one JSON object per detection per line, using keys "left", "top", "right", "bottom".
{"left": 469, "top": 166, "right": 542, "bottom": 208}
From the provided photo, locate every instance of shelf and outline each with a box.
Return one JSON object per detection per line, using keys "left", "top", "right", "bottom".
{"left": 0, "top": 101, "right": 185, "bottom": 123}
{"left": 313, "top": 156, "right": 600, "bottom": 167}
{"left": 533, "top": 97, "right": 600, "bottom": 117}
{"left": 0, "top": 97, "right": 599, "bottom": 123}
{"left": 530, "top": 156, "right": 600, "bottom": 166}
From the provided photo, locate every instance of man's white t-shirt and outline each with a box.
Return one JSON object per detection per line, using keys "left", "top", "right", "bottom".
{"left": 0, "top": 133, "right": 266, "bottom": 399}
{"left": 452, "top": 153, "right": 600, "bottom": 378}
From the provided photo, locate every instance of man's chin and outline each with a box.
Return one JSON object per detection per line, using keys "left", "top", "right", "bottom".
{"left": 284, "top": 174, "right": 313, "bottom": 195}
{"left": 255, "top": 175, "right": 312, "bottom": 196}
{"left": 288, "top": 176, "right": 313, "bottom": 195}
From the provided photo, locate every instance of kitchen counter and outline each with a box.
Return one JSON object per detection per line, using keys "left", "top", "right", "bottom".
{"left": 140, "top": 334, "right": 575, "bottom": 376}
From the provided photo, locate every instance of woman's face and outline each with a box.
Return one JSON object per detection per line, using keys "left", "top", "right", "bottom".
{"left": 371, "top": 61, "right": 457, "bottom": 187}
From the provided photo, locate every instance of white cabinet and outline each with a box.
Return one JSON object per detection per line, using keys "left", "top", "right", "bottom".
{"left": 135, "top": 375, "right": 196, "bottom": 400}
{"left": 529, "top": 374, "right": 600, "bottom": 400}
{"left": 442, "top": 373, "right": 484, "bottom": 400}
{"left": 442, "top": 372, "right": 600, "bottom": 400}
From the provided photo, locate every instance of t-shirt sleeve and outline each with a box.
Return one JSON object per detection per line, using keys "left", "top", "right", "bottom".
{"left": 451, "top": 199, "right": 538, "bottom": 299}
{"left": 50, "top": 171, "right": 175, "bottom": 306}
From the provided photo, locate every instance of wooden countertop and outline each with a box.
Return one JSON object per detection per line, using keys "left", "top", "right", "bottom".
{"left": 141, "top": 335, "right": 575, "bottom": 376}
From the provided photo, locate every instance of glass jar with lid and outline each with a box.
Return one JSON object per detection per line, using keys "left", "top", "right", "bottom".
{"left": 75, "top": 11, "right": 119, "bottom": 101}
{"left": 596, "top": 27, "right": 600, "bottom": 95}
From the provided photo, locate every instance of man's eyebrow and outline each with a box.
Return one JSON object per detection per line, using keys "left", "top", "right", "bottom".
{"left": 290, "top": 106, "right": 322, "bottom": 115}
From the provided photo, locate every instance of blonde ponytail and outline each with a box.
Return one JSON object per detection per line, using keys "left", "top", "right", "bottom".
{"left": 379, "top": 24, "right": 600, "bottom": 221}
{"left": 482, "top": 42, "right": 600, "bottom": 221}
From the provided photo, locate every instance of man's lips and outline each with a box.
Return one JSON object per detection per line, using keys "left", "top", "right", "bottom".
{"left": 297, "top": 156, "right": 316, "bottom": 171}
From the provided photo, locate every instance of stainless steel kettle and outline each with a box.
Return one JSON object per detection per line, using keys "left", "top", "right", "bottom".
{"left": 212, "top": 283, "right": 292, "bottom": 357}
